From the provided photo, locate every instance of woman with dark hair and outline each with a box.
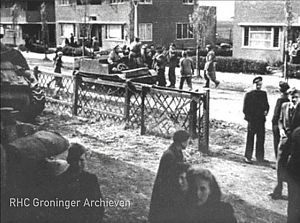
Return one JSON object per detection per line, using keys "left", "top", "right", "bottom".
{"left": 185, "top": 167, "right": 237, "bottom": 223}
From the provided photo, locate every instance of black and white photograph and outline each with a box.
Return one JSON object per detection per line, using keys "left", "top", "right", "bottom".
{"left": 1, "top": 0, "right": 300, "bottom": 222}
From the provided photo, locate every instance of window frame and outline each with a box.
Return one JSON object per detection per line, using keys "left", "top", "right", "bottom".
{"left": 58, "top": 0, "right": 70, "bottom": 6}
{"left": 182, "top": 0, "right": 194, "bottom": 5}
{"left": 109, "top": 0, "right": 124, "bottom": 4}
{"left": 60, "top": 23, "right": 76, "bottom": 38}
{"left": 105, "top": 24, "right": 124, "bottom": 40}
{"left": 138, "top": 23, "right": 153, "bottom": 41}
{"left": 242, "top": 26, "right": 281, "bottom": 50}
{"left": 139, "top": 0, "right": 153, "bottom": 4}
{"left": 176, "top": 23, "right": 194, "bottom": 40}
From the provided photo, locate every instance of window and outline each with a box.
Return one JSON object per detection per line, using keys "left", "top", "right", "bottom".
{"left": 59, "top": 0, "right": 70, "bottom": 5}
{"left": 139, "top": 23, "right": 152, "bottom": 41}
{"left": 139, "top": 0, "right": 152, "bottom": 4}
{"left": 243, "top": 26, "right": 280, "bottom": 48}
{"left": 106, "top": 25, "right": 123, "bottom": 40}
{"left": 176, "top": 23, "right": 193, "bottom": 39}
{"left": 60, "top": 24, "right": 76, "bottom": 37}
{"left": 182, "top": 0, "right": 194, "bottom": 5}
{"left": 109, "top": 0, "right": 124, "bottom": 4}
{"left": 27, "top": 1, "right": 40, "bottom": 10}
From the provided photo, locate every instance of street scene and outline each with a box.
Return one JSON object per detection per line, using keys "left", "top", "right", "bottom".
{"left": 1, "top": 0, "right": 300, "bottom": 223}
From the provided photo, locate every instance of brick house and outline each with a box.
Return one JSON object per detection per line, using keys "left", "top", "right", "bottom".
{"left": 55, "top": 0, "right": 203, "bottom": 49}
{"left": 0, "top": 0, "right": 56, "bottom": 46}
{"left": 233, "top": 0, "right": 300, "bottom": 62}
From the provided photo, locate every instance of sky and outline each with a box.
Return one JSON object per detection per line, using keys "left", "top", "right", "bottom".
{"left": 197, "top": 1, "right": 235, "bottom": 21}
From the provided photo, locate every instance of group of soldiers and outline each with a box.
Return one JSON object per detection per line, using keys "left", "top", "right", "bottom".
{"left": 107, "top": 38, "right": 220, "bottom": 89}
{"left": 242, "top": 76, "right": 300, "bottom": 223}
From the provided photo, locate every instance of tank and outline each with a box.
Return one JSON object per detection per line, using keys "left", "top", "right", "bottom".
{"left": 0, "top": 43, "right": 45, "bottom": 121}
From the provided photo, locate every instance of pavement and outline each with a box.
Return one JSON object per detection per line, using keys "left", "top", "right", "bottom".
{"left": 22, "top": 51, "right": 300, "bottom": 130}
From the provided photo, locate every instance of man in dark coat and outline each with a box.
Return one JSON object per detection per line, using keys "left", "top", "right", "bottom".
{"left": 287, "top": 102, "right": 300, "bottom": 223}
{"left": 271, "top": 89, "right": 299, "bottom": 199}
{"left": 243, "top": 76, "right": 269, "bottom": 164}
{"left": 149, "top": 130, "right": 190, "bottom": 223}
{"left": 272, "top": 81, "right": 290, "bottom": 158}
{"left": 56, "top": 143, "right": 104, "bottom": 223}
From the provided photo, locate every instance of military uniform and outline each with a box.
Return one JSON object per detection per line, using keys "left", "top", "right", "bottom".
{"left": 243, "top": 77, "right": 269, "bottom": 162}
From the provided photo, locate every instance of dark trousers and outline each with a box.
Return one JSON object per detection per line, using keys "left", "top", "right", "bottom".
{"left": 245, "top": 121, "right": 265, "bottom": 161}
{"left": 179, "top": 76, "right": 192, "bottom": 90}
{"left": 272, "top": 124, "right": 280, "bottom": 158}
{"left": 168, "top": 66, "right": 176, "bottom": 87}
{"left": 157, "top": 68, "right": 166, "bottom": 87}
{"left": 273, "top": 137, "right": 291, "bottom": 194}
{"left": 288, "top": 181, "right": 300, "bottom": 223}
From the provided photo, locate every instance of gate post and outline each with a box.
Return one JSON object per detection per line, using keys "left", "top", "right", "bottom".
{"left": 72, "top": 71, "right": 79, "bottom": 116}
{"left": 140, "top": 86, "right": 147, "bottom": 135}
{"left": 189, "top": 94, "right": 198, "bottom": 139}
{"left": 204, "top": 89, "right": 210, "bottom": 152}
{"left": 124, "top": 82, "right": 131, "bottom": 122}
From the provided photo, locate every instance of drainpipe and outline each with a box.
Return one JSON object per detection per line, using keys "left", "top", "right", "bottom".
{"left": 133, "top": 0, "right": 138, "bottom": 38}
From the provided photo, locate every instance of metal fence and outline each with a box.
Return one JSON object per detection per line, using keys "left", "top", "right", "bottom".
{"left": 37, "top": 71, "right": 210, "bottom": 151}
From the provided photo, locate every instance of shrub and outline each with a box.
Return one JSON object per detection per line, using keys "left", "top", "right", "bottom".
{"left": 289, "top": 64, "right": 300, "bottom": 78}
{"left": 192, "top": 56, "right": 268, "bottom": 75}
{"left": 62, "top": 45, "right": 91, "bottom": 56}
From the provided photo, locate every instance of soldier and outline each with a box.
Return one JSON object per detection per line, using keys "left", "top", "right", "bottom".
{"left": 243, "top": 76, "right": 269, "bottom": 164}
{"left": 271, "top": 88, "right": 299, "bottom": 199}
{"left": 153, "top": 47, "right": 167, "bottom": 87}
{"left": 167, "top": 43, "right": 178, "bottom": 88}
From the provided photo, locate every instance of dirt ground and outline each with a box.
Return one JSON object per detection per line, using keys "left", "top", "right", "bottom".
{"left": 37, "top": 110, "right": 287, "bottom": 223}
{"left": 23, "top": 53, "right": 295, "bottom": 222}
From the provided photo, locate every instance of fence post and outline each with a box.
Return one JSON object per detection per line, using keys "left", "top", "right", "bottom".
{"left": 204, "top": 89, "right": 210, "bottom": 151}
{"left": 189, "top": 94, "right": 198, "bottom": 139}
{"left": 72, "top": 71, "right": 79, "bottom": 116}
{"left": 124, "top": 82, "right": 131, "bottom": 122}
{"left": 140, "top": 86, "right": 147, "bottom": 135}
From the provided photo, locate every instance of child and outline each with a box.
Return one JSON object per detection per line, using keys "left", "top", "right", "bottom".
{"left": 179, "top": 50, "right": 194, "bottom": 91}
{"left": 185, "top": 167, "right": 237, "bottom": 223}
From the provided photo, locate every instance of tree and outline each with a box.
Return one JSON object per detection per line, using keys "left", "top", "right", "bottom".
{"left": 11, "top": 3, "right": 20, "bottom": 46}
{"left": 40, "top": 2, "right": 49, "bottom": 60}
{"left": 190, "top": 5, "right": 216, "bottom": 77}
{"left": 284, "top": 0, "right": 294, "bottom": 81}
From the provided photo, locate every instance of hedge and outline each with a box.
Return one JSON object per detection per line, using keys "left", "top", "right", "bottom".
{"left": 62, "top": 46, "right": 91, "bottom": 57}
{"left": 192, "top": 56, "right": 268, "bottom": 75}
{"left": 289, "top": 64, "right": 300, "bottom": 78}
{"left": 175, "top": 49, "right": 232, "bottom": 57}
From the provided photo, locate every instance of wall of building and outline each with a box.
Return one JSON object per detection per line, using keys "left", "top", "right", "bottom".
{"left": 138, "top": 0, "right": 196, "bottom": 48}
{"left": 233, "top": 0, "right": 300, "bottom": 62}
{"left": 55, "top": 0, "right": 132, "bottom": 48}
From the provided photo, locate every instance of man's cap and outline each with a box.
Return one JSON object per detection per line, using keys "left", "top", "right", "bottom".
{"left": 67, "top": 143, "right": 87, "bottom": 163}
{"left": 206, "top": 44, "right": 212, "bottom": 50}
{"left": 279, "top": 81, "right": 290, "bottom": 93}
{"left": 173, "top": 130, "right": 190, "bottom": 143}
{"left": 142, "top": 44, "right": 148, "bottom": 49}
{"left": 288, "top": 87, "right": 299, "bottom": 96}
{"left": 253, "top": 76, "right": 263, "bottom": 84}
{"left": 57, "top": 51, "right": 63, "bottom": 55}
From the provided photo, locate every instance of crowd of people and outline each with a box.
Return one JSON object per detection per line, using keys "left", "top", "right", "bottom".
{"left": 242, "top": 76, "right": 300, "bottom": 223}
{"left": 107, "top": 38, "right": 219, "bottom": 89}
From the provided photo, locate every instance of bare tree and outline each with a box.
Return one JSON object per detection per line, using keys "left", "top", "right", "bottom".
{"left": 11, "top": 3, "right": 20, "bottom": 46}
{"left": 284, "top": 0, "right": 293, "bottom": 81}
{"left": 190, "top": 5, "right": 215, "bottom": 77}
{"left": 40, "top": 2, "right": 49, "bottom": 60}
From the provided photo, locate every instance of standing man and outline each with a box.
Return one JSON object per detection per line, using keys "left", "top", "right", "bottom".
{"left": 204, "top": 45, "right": 220, "bottom": 88}
{"left": 243, "top": 76, "right": 269, "bottom": 164}
{"left": 153, "top": 47, "right": 167, "bottom": 87}
{"left": 149, "top": 130, "right": 190, "bottom": 223}
{"left": 167, "top": 43, "right": 177, "bottom": 88}
{"left": 271, "top": 89, "right": 299, "bottom": 199}
{"left": 179, "top": 50, "right": 194, "bottom": 91}
{"left": 70, "top": 33, "right": 74, "bottom": 46}
{"left": 272, "top": 81, "right": 290, "bottom": 159}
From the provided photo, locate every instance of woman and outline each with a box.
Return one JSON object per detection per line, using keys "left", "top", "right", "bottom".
{"left": 185, "top": 167, "right": 237, "bottom": 223}
{"left": 149, "top": 130, "right": 190, "bottom": 223}
{"left": 272, "top": 81, "right": 290, "bottom": 159}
